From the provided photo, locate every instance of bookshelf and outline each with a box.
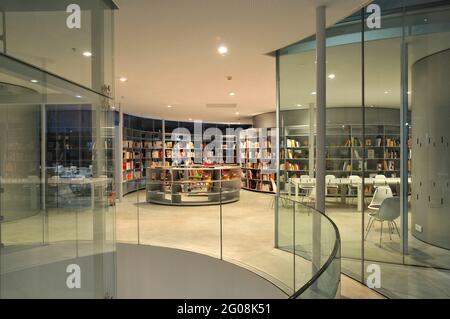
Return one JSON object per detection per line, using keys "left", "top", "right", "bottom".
{"left": 240, "top": 128, "right": 277, "bottom": 193}
{"left": 280, "top": 124, "right": 411, "bottom": 180}
{"left": 122, "top": 128, "right": 163, "bottom": 195}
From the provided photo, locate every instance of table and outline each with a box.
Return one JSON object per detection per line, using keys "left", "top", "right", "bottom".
{"left": 289, "top": 177, "right": 412, "bottom": 211}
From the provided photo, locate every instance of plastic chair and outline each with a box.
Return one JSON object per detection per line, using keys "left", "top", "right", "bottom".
{"left": 365, "top": 197, "right": 400, "bottom": 246}
{"left": 366, "top": 186, "right": 393, "bottom": 232}
{"left": 325, "top": 175, "right": 339, "bottom": 201}
{"left": 299, "top": 175, "right": 314, "bottom": 201}
{"left": 347, "top": 175, "right": 361, "bottom": 204}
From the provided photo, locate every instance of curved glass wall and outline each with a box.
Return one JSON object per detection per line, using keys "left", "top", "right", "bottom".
{"left": 0, "top": 0, "right": 116, "bottom": 299}
{"left": 277, "top": 0, "right": 450, "bottom": 298}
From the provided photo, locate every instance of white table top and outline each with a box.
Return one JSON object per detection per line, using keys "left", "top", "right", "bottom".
{"left": 290, "top": 177, "right": 412, "bottom": 186}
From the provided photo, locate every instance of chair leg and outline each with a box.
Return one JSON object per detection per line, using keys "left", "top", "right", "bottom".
{"left": 365, "top": 218, "right": 375, "bottom": 240}
{"left": 393, "top": 221, "right": 400, "bottom": 237}
{"left": 388, "top": 222, "right": 392, "bottom": 240}
{"left": 366, "top": 216, "right": 373, "bottom": 230}
{"left": 379, "top": 221, "right": 383, "bottom": 247}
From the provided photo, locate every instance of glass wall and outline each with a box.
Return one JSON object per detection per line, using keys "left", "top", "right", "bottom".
{"left": 0, "top": 0, "right": 116, "bottom": 299}
{"left": 0, "top": 0, "right": 116, "bottom": 94}
{"left": 277, "top": 0, "right": 450, "bottom": 298}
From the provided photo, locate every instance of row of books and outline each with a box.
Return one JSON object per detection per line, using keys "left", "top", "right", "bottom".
{"left": 240, "top": 141, "right": 273, "bottom": 149}
{"left": 123, "top": 171, "right": 142, "bottom": 181}
{"left": 286, "top": 139, "right": 308, "bottom": 148}
{"left": 280, "top": 161, "right": 307, "bottom": 171}
{"left": 243, "top": 162, "right": 274, "bottom": 170}
{"left": 242, "top": 180, "right": 274, "bottom": 192}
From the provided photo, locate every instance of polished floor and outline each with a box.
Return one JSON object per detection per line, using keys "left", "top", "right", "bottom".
{"left": 3, "top": 188, "right": 448, "bottom": 298}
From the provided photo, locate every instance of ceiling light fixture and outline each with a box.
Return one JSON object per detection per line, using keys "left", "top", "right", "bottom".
{"left": 407, "top": 91, "right": 411, "bottom": 95}
{"left": 218, "top": 45, "right": 228, "bottom": 55}
{"left": 311, "top": 91, "right": 317, "bottom": 95}
{"left": 119, "top": 77, "right": 128, "bottom": 82}
{"left": 167, "top": 105, "right": 173, "bottom": 108}
{"left": 235, "top": 112, "right": 240, "bottom": 115}
{"left": 189, "top": 118, "right": 193, "bottom": 121}
{"left": 229, "top": 92, "right": 236, "bottom": 96}
{"left": 328, "top": 74, "right": 336, "bottom": 79}
{"left": 384, "top": 91, "right": 389, "bottom": 94}
{"left": 76, "top": 95, "right": 82, "bottom": 98}
{"left": 82, "top": 51, "right": 92, "bottom": 57}
{"left": 297, "top": 104, "right": 302, "bottom": 107}
{"left": 30, "top": 79, "right": 39, "bottom": 83}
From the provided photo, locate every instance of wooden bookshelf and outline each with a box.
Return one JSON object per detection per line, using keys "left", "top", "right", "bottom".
{"left": 240, "top": 128, "right": 277, "bottom": 193}
{"left": 123, "top": 128, "right": 163, "bottom": 195}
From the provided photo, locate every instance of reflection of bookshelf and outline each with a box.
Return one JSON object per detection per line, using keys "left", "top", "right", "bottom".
{"left": 240, "top": 128, "right": 277, "bottom": 193}
{"left": 123, "top": 128, "right": 163, "bottom": 195}
{"left": 281, "top": 124, "right": 411, "bottom": 179}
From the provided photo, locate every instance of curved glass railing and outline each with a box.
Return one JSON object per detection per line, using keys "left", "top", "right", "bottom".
{"left": 116, "top": 176, "right": 341, "bottom": 299}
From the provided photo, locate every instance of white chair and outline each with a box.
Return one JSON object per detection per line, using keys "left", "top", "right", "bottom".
{"left": 347, "top": 175, "right": 361, "bottom": 204}
{"left": 366, "top": 186, "right": 393, "bottom": 232}
{"left": 306, "top": 186, "right": 316, "bottom": 206}
{"left": 374, "top": 174, "right": 387, "bottom": 186}
{"left": 365, "top": 197, "right": 400, "bottom": 246}
{"left": 299, "top": 175, "right": 314, "bottom": 202}
{"left": 325, "top": 175, "right": 339, "bottom": 201}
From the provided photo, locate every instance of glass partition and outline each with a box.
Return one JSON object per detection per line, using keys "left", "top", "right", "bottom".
{"left": 0, "top": 0, "right": 116, "bottom": 94}
{"left": 276, "top": 0, "right": 450, "bottom": 299}
{"left": 0, "top": 51, "right": 116, "bottom": 298}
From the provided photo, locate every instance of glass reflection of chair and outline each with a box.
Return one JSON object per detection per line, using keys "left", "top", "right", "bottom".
{"left": 365, "top": 197, "right": 400, "bottom": 246}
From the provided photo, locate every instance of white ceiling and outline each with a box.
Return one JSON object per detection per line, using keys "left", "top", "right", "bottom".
{"left": 114, "top": 0, "right": 370, "bottom": 123}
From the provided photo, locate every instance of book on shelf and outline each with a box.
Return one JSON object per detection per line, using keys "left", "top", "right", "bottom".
{"left": 154, "top": 141, "right": 163, "bottom": 148}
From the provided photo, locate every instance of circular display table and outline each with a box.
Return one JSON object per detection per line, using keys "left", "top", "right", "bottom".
{"left": 146, "top": 165, "right": 241, "bottom": 206}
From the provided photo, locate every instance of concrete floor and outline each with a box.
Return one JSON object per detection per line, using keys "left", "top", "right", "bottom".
{"left": 0, "top": 189, "right": 390, "bottom": 299}
{"left": 325, "top": 199, "right": 450, "bottom": 298}
{"left": 115, "top": 189, "right": 381, "bottom": 298}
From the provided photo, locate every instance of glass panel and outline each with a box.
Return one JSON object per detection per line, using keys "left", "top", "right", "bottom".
{"left": 0, "top": 0, "right": 116, "bottom": 94}
{"left": 362, "top": 2, "right": 404, "bottom": 282}
{"left": 325, "top": 18, "right": 363, "bottom": 282}
{"left": 0, "top": 52, "right": 115, "bottom": 298}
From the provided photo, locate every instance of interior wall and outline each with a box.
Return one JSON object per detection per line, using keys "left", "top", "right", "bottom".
{"left": 411, "top": 49, "right": 450, "bottom": 249}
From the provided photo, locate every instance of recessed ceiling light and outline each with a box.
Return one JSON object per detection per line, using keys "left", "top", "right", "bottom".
{"left": 167, "top": 105, "right": 172, "bottom": 108}
{"left": 229, "top": 92, "right": 236, "bottom": 96}
{"left": 218, "top": 45, "right": 228, "bottom": 55}
{"left": 82, "top": 51, "right": 92, "bottom": 57}
{"left": 297, "top": 104, "right": 302, "bottom": 107}
{"left": 407, "top": 91, "right": 411, "bottom": 95}
{"left": 311, "top": 91, "right": 317, "bottom": 95}
{"left": 76, "top": 95, "right": 82, "bottom": 98}
{"left": 30, "top": 79, "right": 39, "bottom": 83}
{"left": 119, "top": 77, "right": 128, "bottom": 82}
{"left": 384, "top": 91, "right": 389, "bottom": 94}
{"left": 235, "top": 111, "right": 240, "bottom": 115}
{"left": 328, "top": 74, "right": 336, "bottom": 79}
